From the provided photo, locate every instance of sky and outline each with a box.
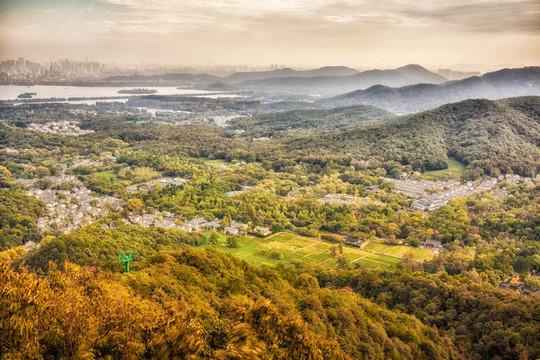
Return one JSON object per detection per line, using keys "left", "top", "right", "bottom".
{"left": 0, "top": 0, "right": 539, "bottom": 69}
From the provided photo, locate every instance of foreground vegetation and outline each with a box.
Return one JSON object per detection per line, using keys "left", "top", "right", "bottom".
{"left": 2, "top": 247, "right": 538, "bottom": 359}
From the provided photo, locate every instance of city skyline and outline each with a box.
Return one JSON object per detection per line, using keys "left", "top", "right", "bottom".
{"left": 1, "top": 0, "right": 539, "bottom": 70}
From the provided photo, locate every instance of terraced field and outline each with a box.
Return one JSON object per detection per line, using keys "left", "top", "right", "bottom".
{"left": 217, "top": 232, "right": 430, "bottom": 269}
{"left": 363, "top": 242, "right": 434, "bottom": 261}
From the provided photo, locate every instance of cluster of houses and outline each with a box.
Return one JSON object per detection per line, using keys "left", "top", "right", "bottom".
{"left": 411, "top": 195, "right": 449, "bottom": 212}
{"left": 126, "top": 177, "right": 187, "bottom": 193}
{"left": 318, "top": 194, "right": 358, "bottom": 206}
{"left": 210, "top": 114, "right": 243, "bottom": 127}
{"left": 498, "top": 271, "right": 540, "bottom": 297}
{"left": 388, "top": 175, "right": 538, "bottom": 213}
{"left": 318, "top": 193, "right": 384, "bottom": 207}
{"left": 127, "top": 212, "right": 179, "bottom": 228}
{"left": 127, "top": 213, "right": 272, "bottom": 237}
{"left": 0, "top": 147, "right": 20, "bottom": 155}
{"left": 383, "top": 177, "right": 460, "bottom": 198}
{"left": 28, "top": 121, "right": 95, "bottom": 136}
{"left": 179, "top": 217, "right": 271, "bottom": 237}
{"left": 67, "top": 154, "right": 118, "bottom": 169}
{"left": 67, "top": 109, "right": 97, "bottom": 116}
{"left": 365, "top": 185, "right": 381, "bottom": 193}
{"left": 23, "top": 174, "right": 123, "bottom": 233}
{"left": 342, "top": 235, "right": 443, "bottom": 254}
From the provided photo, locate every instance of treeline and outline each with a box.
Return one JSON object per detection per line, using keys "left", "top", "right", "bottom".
{"left": 4, "top": 247, "right": 539, "bottom": 359}
{"left": 127, "top": 95, "right": 261, "bottom": 112}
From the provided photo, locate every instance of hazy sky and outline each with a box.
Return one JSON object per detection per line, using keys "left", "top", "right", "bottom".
{"left": 1, "top": 0, "right": 539, "bottom": 69}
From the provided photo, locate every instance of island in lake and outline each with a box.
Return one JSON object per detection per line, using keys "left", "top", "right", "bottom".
{"left": 117, "top": 88, "right": 157, "bottom": 94}
{"left": 17, "top": 92, "right": 37, "bottom": 98}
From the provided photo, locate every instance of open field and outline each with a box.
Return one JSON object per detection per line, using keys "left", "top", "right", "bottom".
{"left": 214, "top": 232, "right": 431, "bottom": 270}
{"left": 423, "top": 157, "right": 466, "bottom": 180}
{"left": 92, "top": 170, "right": 123, "bottom": 184}
{"left": 363, "top": 242, "right": 434, "bottom": 261}
{"left": 201, "top": 158, "right": 229, "bottom": 166}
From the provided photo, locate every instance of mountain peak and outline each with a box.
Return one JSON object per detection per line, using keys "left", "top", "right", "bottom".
{"left": 395, "top": 64, "right": 428, "bottom": 71}
{"left": 394, "top": 64, "right": 448, "bottom": 83}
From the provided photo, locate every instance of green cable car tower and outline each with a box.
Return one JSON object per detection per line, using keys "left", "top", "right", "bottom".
{"left": 116, "top": 251, "right": 136, "bottom": 274}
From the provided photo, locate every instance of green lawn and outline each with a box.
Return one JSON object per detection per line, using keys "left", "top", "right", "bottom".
{"left": 201, "top": 158, "right": 229, "bottom": 166}
{"left": 213, "top": 232, "right": 403, "bottom": 270}
{"left": 92, "top": 170, "right": 123, "bottom": 184}
{"left": 423, "top": 157, "right": 466, "bottom": 180}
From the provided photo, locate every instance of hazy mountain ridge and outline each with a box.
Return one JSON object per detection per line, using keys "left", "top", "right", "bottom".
{"left": 327, "top": 67, "right": 540, "bottom": 114}
{"left": 235, "top": 64, "right": 448, "bottom": 95}
{"left": 224, "top": 66, "right": 360, "bottom": 83}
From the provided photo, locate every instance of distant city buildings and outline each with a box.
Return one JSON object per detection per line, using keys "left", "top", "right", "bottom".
{"left": 0, "top": 57, "right": 106, "bottom": 82}
{"left": 0, "top": 57, "right": 287, "bottom": 84}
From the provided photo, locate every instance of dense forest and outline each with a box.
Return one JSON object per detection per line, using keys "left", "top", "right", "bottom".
{"left": 228, "top": 105, "right": 393, "bottom": 138}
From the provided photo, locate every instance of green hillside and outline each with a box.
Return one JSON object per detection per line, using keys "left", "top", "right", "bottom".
{"left": 283, "top": 97, "right": 540, "bottom": 176}
{"left": 229, "top": 104, "right": 394, "bottom": 138}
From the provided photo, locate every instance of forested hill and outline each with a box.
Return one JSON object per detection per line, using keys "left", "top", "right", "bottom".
{"left": 282, "top": 96, "right": 540, "bottom": 176}
{"left": 229, "top": 104, "right": 394, "bottom": 138}
{"left": 2, "top": 248, "right": 464, "bottom": 359}
{"left": 325, "top": 67, "right": 540, "bottom": 114}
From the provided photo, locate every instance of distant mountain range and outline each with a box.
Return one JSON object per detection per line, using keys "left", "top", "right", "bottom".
{"left": 224, "top": 66, "right": 360, "bottom": 83}
{"left": 100, "top": 65, "right": 540, "bottom": 116}
{"left": 324, "top": 67, "right": 540, "bottom": 114}
{"left": 101, "top": 64, "right": 448, "bottom": 96}
{"left": 232, "top": 64, "right": 448, "bottom": 95}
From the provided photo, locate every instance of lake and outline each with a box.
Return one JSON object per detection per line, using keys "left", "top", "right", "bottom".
{"left": 0, "top": 85, "right": 238, "bottom": 102}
